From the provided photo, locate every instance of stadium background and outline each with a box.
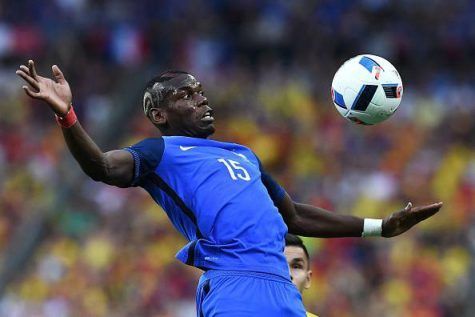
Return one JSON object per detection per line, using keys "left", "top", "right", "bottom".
{"left": 1, "top": 0, "right": 474, "bottom": 316}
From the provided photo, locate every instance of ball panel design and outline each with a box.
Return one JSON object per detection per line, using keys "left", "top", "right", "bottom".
{"left": 331, "top": 54, "right": 403, "bottom": 125}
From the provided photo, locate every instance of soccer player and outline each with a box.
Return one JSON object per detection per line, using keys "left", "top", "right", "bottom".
{"left": 285, "top": 234, "right": 317, "bottom": 317}
{"left": 16, "top": 60, "right": 442, "bottom": 317}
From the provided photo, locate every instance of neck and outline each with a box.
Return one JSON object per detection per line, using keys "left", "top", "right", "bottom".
{"left": 160, "top": 129, "right": 210, "bottom": 139}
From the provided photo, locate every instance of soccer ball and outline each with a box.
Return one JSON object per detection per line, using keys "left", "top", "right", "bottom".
{"left": 331, "top": 54, "right": 403, "bottom": 125}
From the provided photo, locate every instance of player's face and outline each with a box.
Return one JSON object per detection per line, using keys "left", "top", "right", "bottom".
{"left": 163, "top": 74, "right": 215, "bottom": 138}
{"left": 285, "top": 246, "right": 312, "bottom": 293}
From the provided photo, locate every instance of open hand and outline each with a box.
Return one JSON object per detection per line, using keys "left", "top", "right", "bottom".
{"left": 16, "top": 60, "right": 72, "bottom": 116}
{"left": 382, "top": 202, "right": 443, "bottom": 237}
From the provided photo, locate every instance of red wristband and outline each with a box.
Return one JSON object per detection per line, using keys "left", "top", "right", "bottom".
{"left": 55, "top": 105, "right": 77, "bottom": 128}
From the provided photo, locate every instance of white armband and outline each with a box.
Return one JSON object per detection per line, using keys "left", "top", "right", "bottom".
{"left": 362, "top": 218, "right": 383, "bottom": 237}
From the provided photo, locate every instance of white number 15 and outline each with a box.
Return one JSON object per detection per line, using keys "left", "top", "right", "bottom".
{"left": 217, "top": 158, "right": 251, "bottom": 181}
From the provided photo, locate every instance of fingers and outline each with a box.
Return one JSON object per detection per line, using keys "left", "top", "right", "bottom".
{"left": 384, "top": 201, "right": 443, "bottom": 237}
{"left": 22, "top": 85, "right": 41, "bottom": 99}
{"left": 52, "top": 65, "right": 66, "bottom": 84}
{"left": 28, "top": 60, "right": 38, "bottom": 78}
{"left": 410, "top": 202, "right": 443, "bottom": 222}
{"left": 16, "top": 69, "right": 40, "bottom": 91}
{"left": 412, "top": 202, "right": 443, "bottom": 213}
{"left": 404, "top": 201, "right": 442, "bottom": 213}
{"left": 20, "top": 65, "right": 30, "bottom": 74}
{"left": 429, "top": 202, "right": 444, "bottom": 208}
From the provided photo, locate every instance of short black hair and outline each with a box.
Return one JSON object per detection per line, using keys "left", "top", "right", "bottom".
{"left": 285, "top": 233, "right": 310, "bottom": 262}
{"left": 143, "top": 70, "right": 190, "bottom": 116}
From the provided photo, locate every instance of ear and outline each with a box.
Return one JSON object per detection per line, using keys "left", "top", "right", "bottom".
{"left": 304, "top": 270, "right": 312, "bottom": 290}
{"left": 149, "top": 108, "right": 167, "bottom": 125}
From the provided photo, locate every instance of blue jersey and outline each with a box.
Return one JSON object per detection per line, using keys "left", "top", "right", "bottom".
{"left": 125, "top": 136, "right": 290, "bottom": 278}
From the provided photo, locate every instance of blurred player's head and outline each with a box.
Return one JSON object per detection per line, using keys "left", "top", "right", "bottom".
{"left": 285, "top": 234, "right": 312, "bottom": 293}
{"left": 143, "top": 71, "right": 215, "bottom": 138}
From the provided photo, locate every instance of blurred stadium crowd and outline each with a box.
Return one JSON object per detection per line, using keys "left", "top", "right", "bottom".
{"left": 1, "top": 0, "right": 475, "bottom": 316}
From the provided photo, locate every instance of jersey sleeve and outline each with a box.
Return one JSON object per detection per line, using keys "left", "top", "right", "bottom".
{"left": 123, "top": 137, "right": 165, "bottom": 186}
{"left": 253, "top": 154, "right": 286, "bottom": 205}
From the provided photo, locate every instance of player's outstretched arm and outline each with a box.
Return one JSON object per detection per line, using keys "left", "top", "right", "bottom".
{"left": 277, "top": 193, "right": 442, "bottom": 238}
{"left": 16, "top": 60, "right": 134, "bottom": 187}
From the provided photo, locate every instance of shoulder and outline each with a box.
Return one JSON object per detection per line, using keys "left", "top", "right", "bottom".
{"left": 126, "top": 137, "right": 165, "bottom": 156}
{"left": 129, "top": 137, "right": 164, "bottom": 149}
{"left": 124, "top": 137, "right": 165, "bottom": 178}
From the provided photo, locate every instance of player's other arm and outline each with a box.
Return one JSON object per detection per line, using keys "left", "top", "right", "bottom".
{"left": 277, "top": 193, "right": 442, "bottom": 238}
{"left": 16, "top": 60, "right": 133, "bottom": 187}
